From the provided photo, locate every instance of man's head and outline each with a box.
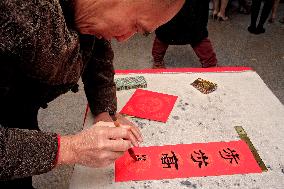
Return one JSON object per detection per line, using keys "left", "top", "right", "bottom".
{"left": 74, "top": 0, "right": 185, "bottom": 42}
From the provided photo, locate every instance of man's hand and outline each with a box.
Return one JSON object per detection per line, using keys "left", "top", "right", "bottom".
{"left": 57, "top": 121, "right": 135, "bottom": 168}
{"left": 94, "top": 112, "right": 143, "bottom": 146}
{"left": 115, "top": 113, "right": 143, "bottom": 145}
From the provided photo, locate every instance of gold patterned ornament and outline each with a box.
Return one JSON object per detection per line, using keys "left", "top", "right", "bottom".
{"left": 191, "top": 78, "right": 217, "bottom": 94}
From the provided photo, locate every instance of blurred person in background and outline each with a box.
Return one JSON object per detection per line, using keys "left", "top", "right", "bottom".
{"left": 152, "top": 0, "right": 218, "bottom": 69}
{"left": 212, "top": 0, "right": 230, "bottom": 21}
{"left": 269, "top": 0, "right": 280, "bottom": 23}
{"left": 248, "top": 0, "right": 274, "bottom": 34}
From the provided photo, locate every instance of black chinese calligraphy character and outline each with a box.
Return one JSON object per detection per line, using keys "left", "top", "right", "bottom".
{"left": 135, "top": 155, "right": 147, "bottom": 161}
{"left": 161, "top": 151, "right": 179, "bottom": 170}
{"left": 219, "top": 148, "right": 240, "bottom": 164}
{"left": 191, "top": 150, "right": 209, "bottom": 168}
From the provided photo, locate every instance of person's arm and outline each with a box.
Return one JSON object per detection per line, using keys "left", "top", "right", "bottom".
{"left": 81, "top": 37, "right": 143, "bottom": 143}
{"left": 81, "top": 37, "right": 117, "bottom": 117}
{"left": 0, "top": 0, "right": 75, "bottom": 181}
{"left": 56, "top": 121, "right": 136, "bottom": 168}
{"left": 0, "top": 125, "right": 59, "bottom": 180}
{"left": 0, "top": 121, "right": 139, "bottom": 180}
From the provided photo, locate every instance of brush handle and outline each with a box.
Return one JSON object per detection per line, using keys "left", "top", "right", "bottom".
{"left": 114, "top": 120, "right": 137, "bottom": 161}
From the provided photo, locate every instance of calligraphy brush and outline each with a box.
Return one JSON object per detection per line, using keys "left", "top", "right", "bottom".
{"left": 114, "top": 120, "right": 137, "bottom": 161}
{"left": 127, "top": 148, "right": 137, "bottom": 161}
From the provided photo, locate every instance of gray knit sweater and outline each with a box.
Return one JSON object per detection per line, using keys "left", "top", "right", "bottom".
{"left": 0, "top": 0, "right": 117, "bottom": 180}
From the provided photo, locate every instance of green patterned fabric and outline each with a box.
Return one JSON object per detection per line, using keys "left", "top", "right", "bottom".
{"left": 115, "top": 76, "right": 147, "bottom": 91}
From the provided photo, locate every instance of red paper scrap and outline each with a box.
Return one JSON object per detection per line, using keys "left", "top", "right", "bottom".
{"left": 115, "top": 140, "right": 262, "bottom": 182}
{"left": 120, "top": 89, "right": 178, "bottom": 122}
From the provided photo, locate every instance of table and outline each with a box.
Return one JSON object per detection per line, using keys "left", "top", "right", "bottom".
{"left": 69, "top": 67, "right": 284, "bottom": 189}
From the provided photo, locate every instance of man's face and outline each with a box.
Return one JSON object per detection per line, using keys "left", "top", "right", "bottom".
{"left": 77, "top": 1, "right": 185, "bottom": 42}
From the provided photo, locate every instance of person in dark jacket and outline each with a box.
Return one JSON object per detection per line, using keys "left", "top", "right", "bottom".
{"left": 151, "top": 0, "right": 218, "bottom": 69}
{"left": 0, "top": 0, "right": 185, "bottom": 188}
{"left": 248, "top": 0, "right": 273, "bottom": 34}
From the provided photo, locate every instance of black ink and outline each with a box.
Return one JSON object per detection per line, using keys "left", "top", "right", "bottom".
{"left": 191, "top": 150, "right": 209, "bottom": 168}
{"left": 135, "top": 155, "right": 147, "bottom": 161}
{"left": 161, "top": 151, "right": 179, "bottom": 170}
{"left": 219, "top": 148, "right": 240, "bottom": 164}
{"left": 161, "top": 180, "right": 170, "bottom": 184}
{"left": 172, "top": 116, "right": 180, "bottom": 120}
{"left": 180, "top": 181, "right": 197, "bottom": 188}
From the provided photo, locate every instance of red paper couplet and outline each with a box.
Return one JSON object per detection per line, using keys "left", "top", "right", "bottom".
{"left": 120, "top": 89, "right": 178, "bottom": 122}
{"left": 115, "top": 140, "right": 262, "bottom": 182}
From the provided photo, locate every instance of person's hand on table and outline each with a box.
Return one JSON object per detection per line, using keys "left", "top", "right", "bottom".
{"left": 94, "top": 112, "right": 143, "bottom": 146}
{"left": 114, "top": 113, "right": 143, "bottom": 145}
{"left": 57, "top": 121, "right": 138, "bottom": 168}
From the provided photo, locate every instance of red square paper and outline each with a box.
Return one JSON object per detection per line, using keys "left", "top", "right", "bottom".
{"left": 120, "top": 89, "right": 178, "bottom": 122}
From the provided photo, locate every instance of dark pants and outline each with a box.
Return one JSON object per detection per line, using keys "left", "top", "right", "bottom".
{"left": 250, "top": 0, "right": 273, "bottom": 27}
{"left": 152, "top": 37, "right": 218, "bottom": 68}
{"left": 0, "top": 97, "right": 39, "bottom": 189}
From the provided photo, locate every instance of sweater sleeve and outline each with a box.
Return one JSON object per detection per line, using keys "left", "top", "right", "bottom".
{"left": 82, "top": 37, "right": 117, "bottom": 116}
{"left": 0, "top": 125, "right": 58, "bottom": 180}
